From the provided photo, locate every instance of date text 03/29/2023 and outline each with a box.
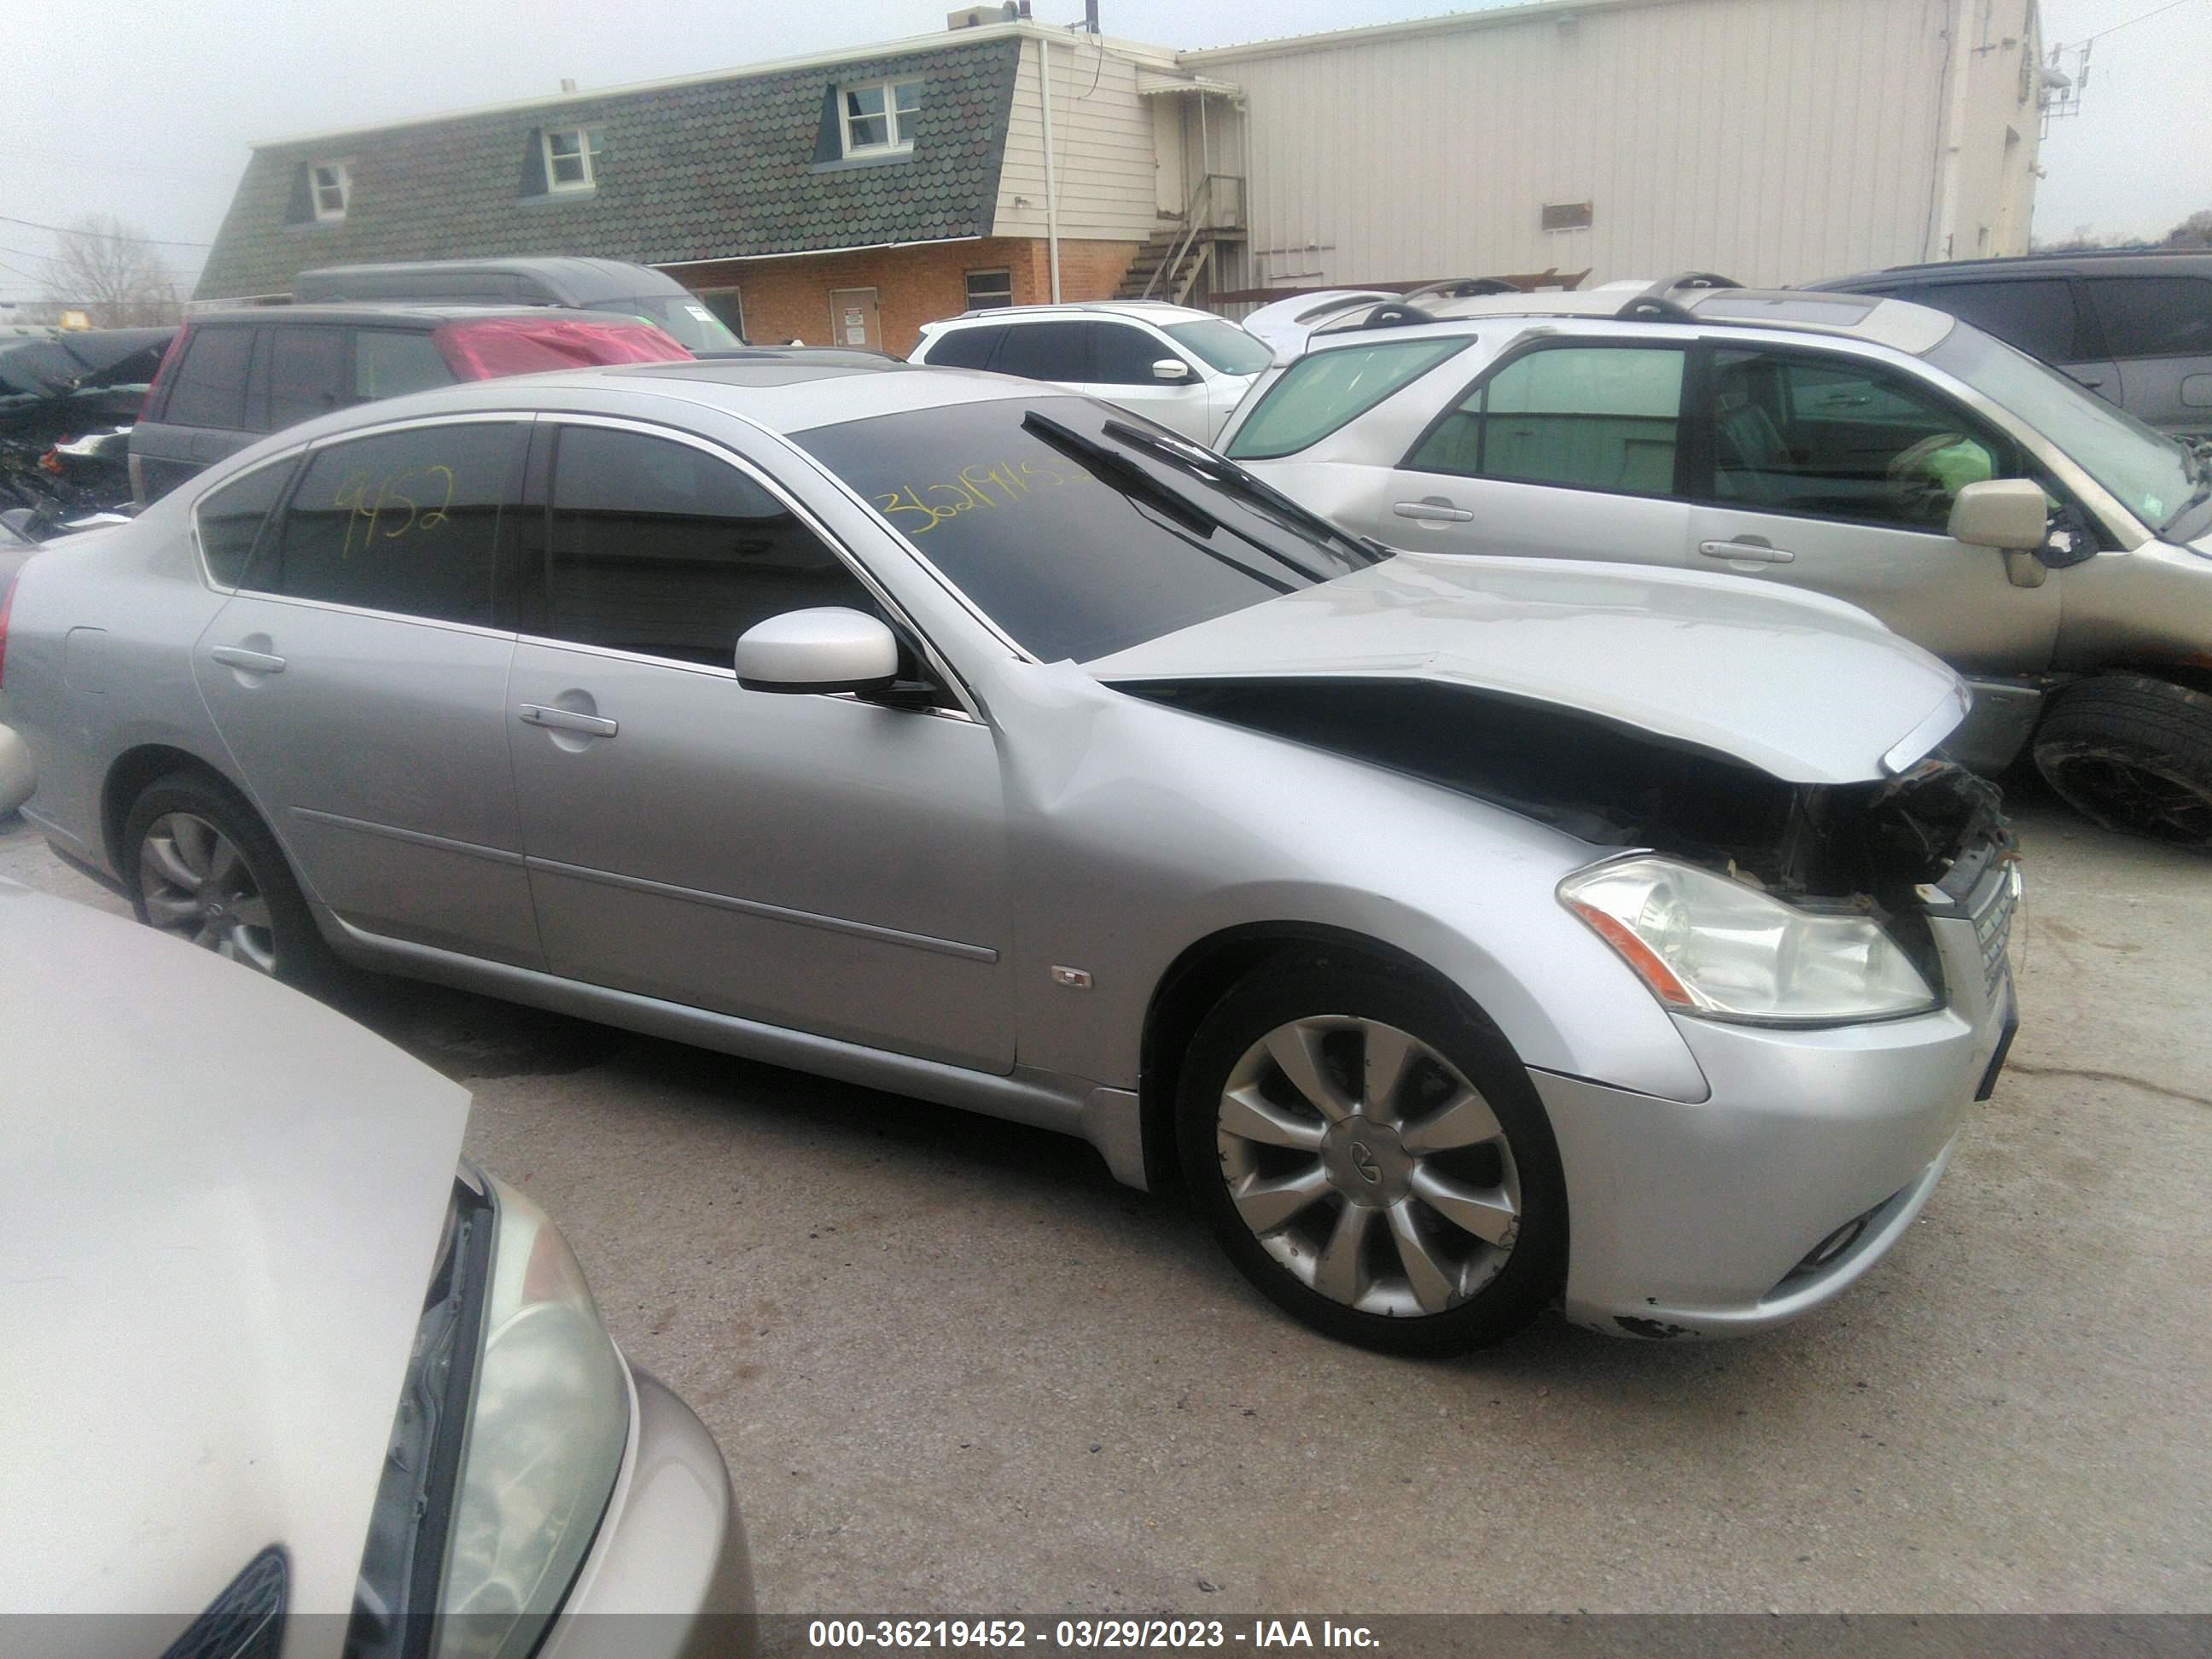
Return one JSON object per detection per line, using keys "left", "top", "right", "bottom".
{"left": 805, "top": 1620, "right": 1383, "bottom": 1651}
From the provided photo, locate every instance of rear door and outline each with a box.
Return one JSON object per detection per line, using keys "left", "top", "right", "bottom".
{"left": 194, "top": 416, "right": 538, "bottom": 963}
{"left": 1379, "top": 339, "right": 1694, "bottom": 563}
{"left": 2082, "top": 273, "right": 2212, "bottom": 436}
{"left": 1680, "top": 341, "right": 2061, "bottom": 673}
{"left": 504, "top": 418, "right": 1015, "bottom": 1069}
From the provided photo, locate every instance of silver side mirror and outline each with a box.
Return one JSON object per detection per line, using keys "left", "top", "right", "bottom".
{"left": 1947, "top": 479, "right": 2049, "bottom": 551}
{"left": 1151, "top": 358, "right": 1193, "bottom": 382}
{"left": 734, "top": 608, "right": 899, "bottom": 694}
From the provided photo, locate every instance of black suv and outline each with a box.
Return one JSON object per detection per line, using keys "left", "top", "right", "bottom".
{"left": 129, "top": 303, "right": 690, "bottom": 504}
{"left": 1808, "top": 250, "right": 2212, "bottom": 439}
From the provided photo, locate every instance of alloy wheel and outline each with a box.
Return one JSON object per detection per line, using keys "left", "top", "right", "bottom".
{"left": 1215, "top": 1016, "right": 1521, "bottom": 1317}
{"left": 2044, "top": 754, "right": 2212, "bottom": 846}
{"left": 137, "top": 811, "right": 279, "bottom": 974}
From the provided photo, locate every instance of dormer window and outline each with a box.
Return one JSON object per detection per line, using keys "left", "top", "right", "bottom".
{"left": 311, "top": 160, "right": 351, "bottom": 221}
{"left": 542, "top": 127, "right": 602, "bottom": 192}
{"left": 839, "top": 79, "right": 919, "bottom": 156}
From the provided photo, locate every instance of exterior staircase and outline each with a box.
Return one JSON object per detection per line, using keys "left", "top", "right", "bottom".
{"left": 1113, "top": 175, "right": 1246, "bottom": 306}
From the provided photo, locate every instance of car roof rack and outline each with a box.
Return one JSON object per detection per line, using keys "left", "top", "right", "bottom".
{"left": 1400, "top": 276, "right": 1522, "bottom": 302}
{"left": 1615, "top": 271, "right": 1742, "bottom": 322}
{"left": 1354, "top": 300, "right": 1440, "bottom": 331}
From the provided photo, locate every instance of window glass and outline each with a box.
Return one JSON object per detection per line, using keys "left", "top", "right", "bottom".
{"left": 964, "top": 270, "right": 1013, "bottom": 310}
{"left": 1708, "top": 349, "right": 2017, "bottom": 532}
{"left": 1164, "top": 318, "right": 1272, "bottom": 376}
{"left": 163, "top": 326, "right": 256, "bottom": 430}
{"left": 1091, "top": 323, "right": 1175, "bottom": 386}
{"left": 2085, "top": 276, "right": 2212, "bottom": 360}
{"left": 1225, "top": 338, "right": 1470, "bottom": 461}
{"left": 796, "top": 396, "right": 1378, "bottom": 663}
{"left": 196, "top": 457, "right": 295, "bottom": 586}
{"left": 250, "top": 423, "right": 518, "bottom": 625}
{"left": 311, "top": 162, "right": 348, "bottom": 220}
{"left": 1408, "top": 346, "right": 1685, "bottom": 493}
{"left": 354, "top": 329, "right": 457, "bottom": 401}
{"left": 992, "top": 321, "right": 1091, "bottom": 382}
{"left": 924, "top": 325, "right": 1005, "bottom": 370}
{"left": 1906, "top": 279, "right": 2083, "bottom": 363}
{"left": 264, "top": 325, "right": 349, "bottom": 431}
{"left": 543, "top": 425, "right": 876, "bottom": 667}
{"left": 841, "top": 80, "right": 917, "bottom": 153}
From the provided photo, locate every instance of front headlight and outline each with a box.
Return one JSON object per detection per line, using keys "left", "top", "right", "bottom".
{"left": 438, "top": 1177, "right": 631, "bottom": 1659}
{"left": 347, "top": 1171, "right": 630, "bottom": 1659}
{"left": 1558, "top": 854, "right": 1941, "bottom": 1025}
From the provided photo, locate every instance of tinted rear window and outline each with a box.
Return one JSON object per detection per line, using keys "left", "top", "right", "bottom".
{"left": 992, "top": 322, "right": 1091, "bottom": 382}
{"left": 246, "top": 422, "right": 521, "bottom": 625}
{"left": 923, "top": 325, "right": 1005, "bottom": 370}
{"left": 2086, "top": 276, "right": 2212, "bottom": 359}
{"left": 1225, "top": 338, "right": 1471, "bottom": 460}
{"left": 1906, "top": 279, "right": 2084, "bottom": 363}
{"left": 354, "top": 329, "right": 456, "bottom": 400}
{"left": 162, "top": 327, "right": 255, "bottom": 430}
{"left": 264, "top": 325, "right": 348, "bottom": 430}
{"left": 195, "top": 457, "right": 295, "bottom": 585}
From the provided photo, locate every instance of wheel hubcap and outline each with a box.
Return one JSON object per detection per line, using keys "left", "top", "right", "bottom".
{"left": 1216, "top": 1016, "right": 1520, "bottom": 1318}
{"left": 138, "top": 812, "right": 277, "bottom": 975}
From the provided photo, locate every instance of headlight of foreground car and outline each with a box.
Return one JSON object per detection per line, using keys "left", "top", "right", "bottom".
{"left": 349, "top": 1169, "right": 630, "bottom": 1659}
{"left": 1558, "top": 854, "right": 1941, "bottom": 1024}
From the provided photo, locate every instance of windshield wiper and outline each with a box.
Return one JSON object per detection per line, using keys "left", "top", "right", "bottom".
{"left": 1097, "top": 420, "right": 1381, "bottom": 558}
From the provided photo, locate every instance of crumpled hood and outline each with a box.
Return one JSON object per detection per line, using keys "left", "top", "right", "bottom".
{"left": 0, "top": 882, "right": 469, "bottom": 1629}
{"left": 1084, "top": 551, "right": 1968, "bottom": 785}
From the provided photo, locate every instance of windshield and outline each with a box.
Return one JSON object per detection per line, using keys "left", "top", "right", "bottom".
{"left": 1163, "top": 318, "right": 1273, "bottom": 377}
{"left": 1926, "top": 321, "right": 2195, "bottom": 533}
{"left": 600, "top": 296, "right": 744, "bottom": 353}
{"left": 795, "top": 396, "right": 1381, "bottom": 662}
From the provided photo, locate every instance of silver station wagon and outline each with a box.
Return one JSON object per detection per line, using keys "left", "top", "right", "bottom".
{"left": 0, "top": 357, "right": 2018, "bottom": 1353}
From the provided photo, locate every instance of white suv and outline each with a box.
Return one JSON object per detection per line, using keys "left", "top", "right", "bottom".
{"left": 910, "top": 300, "right": 1271, "bottom": 442}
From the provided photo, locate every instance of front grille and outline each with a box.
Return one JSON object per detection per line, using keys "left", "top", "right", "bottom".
{"left": 1967, "top": 861, "right": 2020, "bottom": 1001}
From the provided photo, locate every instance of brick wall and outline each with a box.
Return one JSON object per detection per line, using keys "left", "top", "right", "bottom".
{"left": 665, "top": 236, "right": 1138, "bottom": 355}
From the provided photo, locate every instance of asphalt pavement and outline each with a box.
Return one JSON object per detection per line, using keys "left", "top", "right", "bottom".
{"left": 4, "top": 781, "right": 2206, "bottom": 1615}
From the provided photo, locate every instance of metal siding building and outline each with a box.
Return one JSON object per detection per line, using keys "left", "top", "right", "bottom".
{"left": 1182, "top": 0, "right": 2044, "bottom": 296}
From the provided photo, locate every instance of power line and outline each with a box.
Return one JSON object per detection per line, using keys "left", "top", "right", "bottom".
{"left": 0, "top": 143, "right": 225, "bottom": 185}
{"left": 2084, "top": 0, "right": 2204, "bottom": 44}
{"left": 0, "top": 211, "right": 212, "bottom": 248}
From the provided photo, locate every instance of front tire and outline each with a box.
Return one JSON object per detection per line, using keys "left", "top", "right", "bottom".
{"left": 2032, "top": 675, "right": 2212, "bottom": 849}
{"left": 1176, "top": 958, "right": 1568, "bottom": 1356}
{"left": 123, "top": 771, "right": 336, "bottom": 987}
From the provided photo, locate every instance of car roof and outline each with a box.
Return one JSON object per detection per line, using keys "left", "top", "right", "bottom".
{"left": 1809, "top": 248, "right": 2212, "bottom": 287}
{"left": 930, "top": 300, "right": 1219, "bottom": 327}
{"left": 186, "top": 302, "right": 576, "bottom": 328}
{"left": 293, "top": 256, "right": 689, "bottom": 306}
{"left": 1290, "top": 281, "right": 1958, "bottom": 357}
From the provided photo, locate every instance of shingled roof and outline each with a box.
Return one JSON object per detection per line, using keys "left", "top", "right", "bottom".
{"left": 195, "top": 34, "right": 1022, "bottom": 300}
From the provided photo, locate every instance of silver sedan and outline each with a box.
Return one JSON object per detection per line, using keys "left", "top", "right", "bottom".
{"left": 0, "top": 358, "right": 2018, "bottom": 1353}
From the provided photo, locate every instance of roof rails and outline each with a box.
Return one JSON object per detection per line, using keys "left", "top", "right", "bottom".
{"left": 1354, "top": 300, "right": 1440, "bottom": 331}
{"left": 1400, "top": 276, "right": 1521, "bottom": 302}
{"left": 1615, "top": 271, "right": 1742, "bottom": 322}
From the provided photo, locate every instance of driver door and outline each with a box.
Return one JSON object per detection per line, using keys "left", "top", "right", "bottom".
{"left": 1682, "top": 343, "right": 2063, "bottom": 675}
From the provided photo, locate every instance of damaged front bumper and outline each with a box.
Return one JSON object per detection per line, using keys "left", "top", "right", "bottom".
{"left": 1537, "top": 854, "right": 2020, "bottom": 1341}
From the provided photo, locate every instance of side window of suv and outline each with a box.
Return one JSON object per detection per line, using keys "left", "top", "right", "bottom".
{"left": 1406, "top": 344, "right": 1686, "bottom": 494}
{"left": 263, "top": 325, "right": 349, "bottom": 431}
{"left": 1705, "top": 348, "right": 2017, "bottom": 533}
{"left": 992, "top": 321, "right": 1091, "bottom": 383}
{"left": 2084, "top": 276, "right": 2212, "bottom": 360}
{"left": 924, "top": 325, "right": 1007, "bottom": 370}
{"left": 161, "top": 326, "right": 257, "bottom": 431}
{"left": 354, "top": 329, "right": 457, "bottom": 401}
{"left": 1906, "top": 279, "right": 2085, "bottom": 364}
{"left": 536, "top": 424, "right": 879, "bottom": 668}
{"left": 1091, "top": 322, "right": 1175, "bottom": 386}
{"left": 243, "top": 422, "right": 521, "bottom": 626}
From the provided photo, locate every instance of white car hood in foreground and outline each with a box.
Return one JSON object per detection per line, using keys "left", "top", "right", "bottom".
{"left": 1086, "top": 551, "right": 1968, "bottom": 785}
{"left": 0, "top": 883, "right": 469, "bottom": 1632}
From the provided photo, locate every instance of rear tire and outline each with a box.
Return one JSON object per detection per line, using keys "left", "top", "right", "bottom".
{"left": 1175, "top": 956, "right": 1568, "bottom": 1356}
{"left": 2031, "top": 675, "right": 2212, "bottom": 849}
{"left": 122, "top": 771, "right": 339, "bottom": 988}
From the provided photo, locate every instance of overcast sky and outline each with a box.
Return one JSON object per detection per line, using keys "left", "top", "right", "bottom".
{"left": 0, "top": 0, "right": 2203, "bottom": 306}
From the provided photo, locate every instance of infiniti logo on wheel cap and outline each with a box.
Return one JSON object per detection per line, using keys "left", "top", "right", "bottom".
{"left": 1348, "top": 1140, "right": 1383, "bottom": 1185}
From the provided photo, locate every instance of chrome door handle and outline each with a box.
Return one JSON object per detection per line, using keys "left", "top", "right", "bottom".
{"left": 209, "top": 645, "right": 287, "bottom": 673}
{"left": 1393, "top": 498, "right": 1475, "bottom": 523}
{"left": 519, "top": 704, "right": 618, "bottom": 737}
{"left": 1698, "top": 539, "right": 1796, "bottom": 564}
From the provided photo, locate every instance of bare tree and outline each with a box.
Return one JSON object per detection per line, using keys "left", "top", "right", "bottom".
{"left": 39, "top": 214, "right": 180, "bottom": 327}
{"left": 2165, "top": 209, "right": 2212, "bottom": 250}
